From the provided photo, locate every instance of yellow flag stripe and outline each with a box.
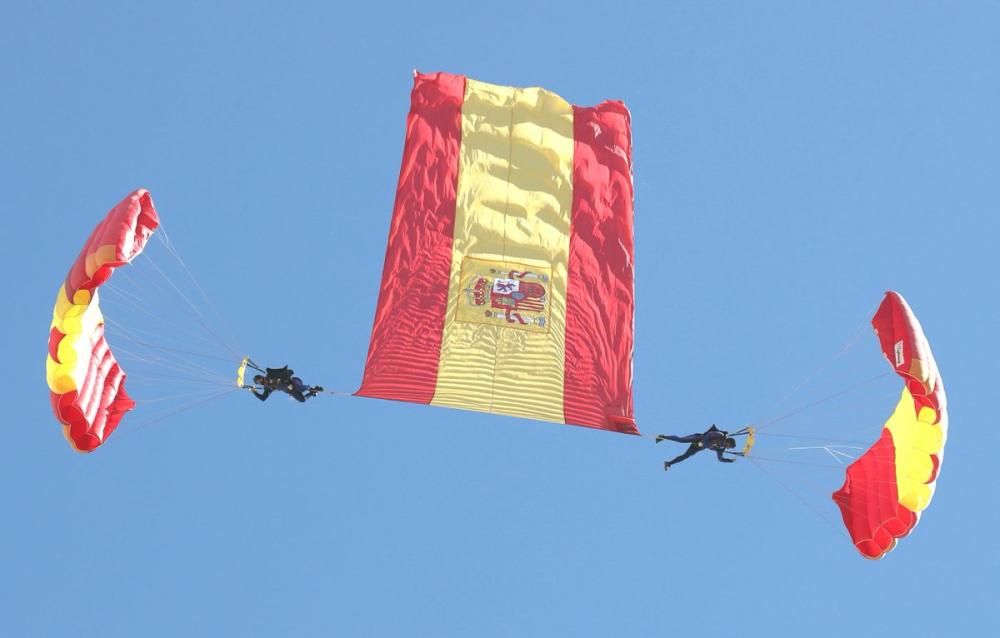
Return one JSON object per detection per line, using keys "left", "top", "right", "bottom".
{"left": 432, "top": 79, "right": 574, "bottom": 422}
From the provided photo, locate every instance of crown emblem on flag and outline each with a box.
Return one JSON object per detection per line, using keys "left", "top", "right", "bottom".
{"left": 472, "top": 277, "right": 490, "bottom": 306}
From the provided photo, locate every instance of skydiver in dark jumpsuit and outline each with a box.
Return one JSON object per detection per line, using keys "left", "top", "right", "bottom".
{"left": 655, "top": 425, "right": 738, "bottom": 471}
{"left": 250, "top": 366, "right": 323, "bottom": 403}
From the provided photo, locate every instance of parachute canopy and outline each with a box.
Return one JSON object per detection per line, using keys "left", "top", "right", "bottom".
{"left": 832, "top": 291, "right": 947, "bottom": 559}
{"left": 356, "top": 72, "right": 636, "bottom": 434}
{"left": 46, "top": 190, "right": 159, "bottom": 452}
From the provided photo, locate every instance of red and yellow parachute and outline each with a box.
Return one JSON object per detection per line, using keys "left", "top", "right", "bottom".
{"left": 45, "top": 190, "right": 159, "bottom": 452}
{"left": 832, "top": 291, "right": 947, "bottom": 559}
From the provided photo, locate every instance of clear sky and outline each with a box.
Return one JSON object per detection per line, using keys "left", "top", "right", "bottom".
{"left": 3, "top": 2, "right": 998, "bottom": 636}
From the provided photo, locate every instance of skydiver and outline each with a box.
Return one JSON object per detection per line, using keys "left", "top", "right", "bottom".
{"left": 247, "top": 365, "right": 324, "bottom": 403}
{"left": 655, "top": 424, "right": 739, "bottom": 471}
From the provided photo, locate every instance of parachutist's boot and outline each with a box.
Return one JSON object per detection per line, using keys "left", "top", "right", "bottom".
{"left": 663, "top": 462, "right": 671, "bottom": 472}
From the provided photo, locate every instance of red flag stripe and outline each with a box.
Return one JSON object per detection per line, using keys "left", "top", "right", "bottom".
{"left": 356, "top": 72, "right": 465, "bottom": 404}
{"left": 564, "top": 102, "right": 637, "bottom": 433}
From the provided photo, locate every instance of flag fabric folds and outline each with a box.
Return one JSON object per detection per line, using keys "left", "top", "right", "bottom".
{"left": 357, "top": 72, "right": 637, "bottom": 434}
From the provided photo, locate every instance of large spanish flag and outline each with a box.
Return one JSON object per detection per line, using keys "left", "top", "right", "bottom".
{"left": 357, "top": 72, "right": 637, "bottom": 434}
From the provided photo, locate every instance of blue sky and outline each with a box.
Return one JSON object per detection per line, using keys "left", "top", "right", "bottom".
{"left": 3, "top": 2, "right": 998, "bottom": 636}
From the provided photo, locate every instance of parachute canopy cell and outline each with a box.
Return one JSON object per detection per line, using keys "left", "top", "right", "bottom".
{"left": 45, "top": 190, "right": 159, "bottom": 452}
{"left": 832, "top": 291, "right": 947, "bottom": 559}
{"left": 356, "top": 71, "right": 637, "bottom": 434}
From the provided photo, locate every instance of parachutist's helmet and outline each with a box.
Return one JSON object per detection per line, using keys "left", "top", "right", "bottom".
{"left": 724, "top": 437, "right": 737, "bottom": 449}
{"left": 253, "top": 374, "right": 265, "bottom": 385}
